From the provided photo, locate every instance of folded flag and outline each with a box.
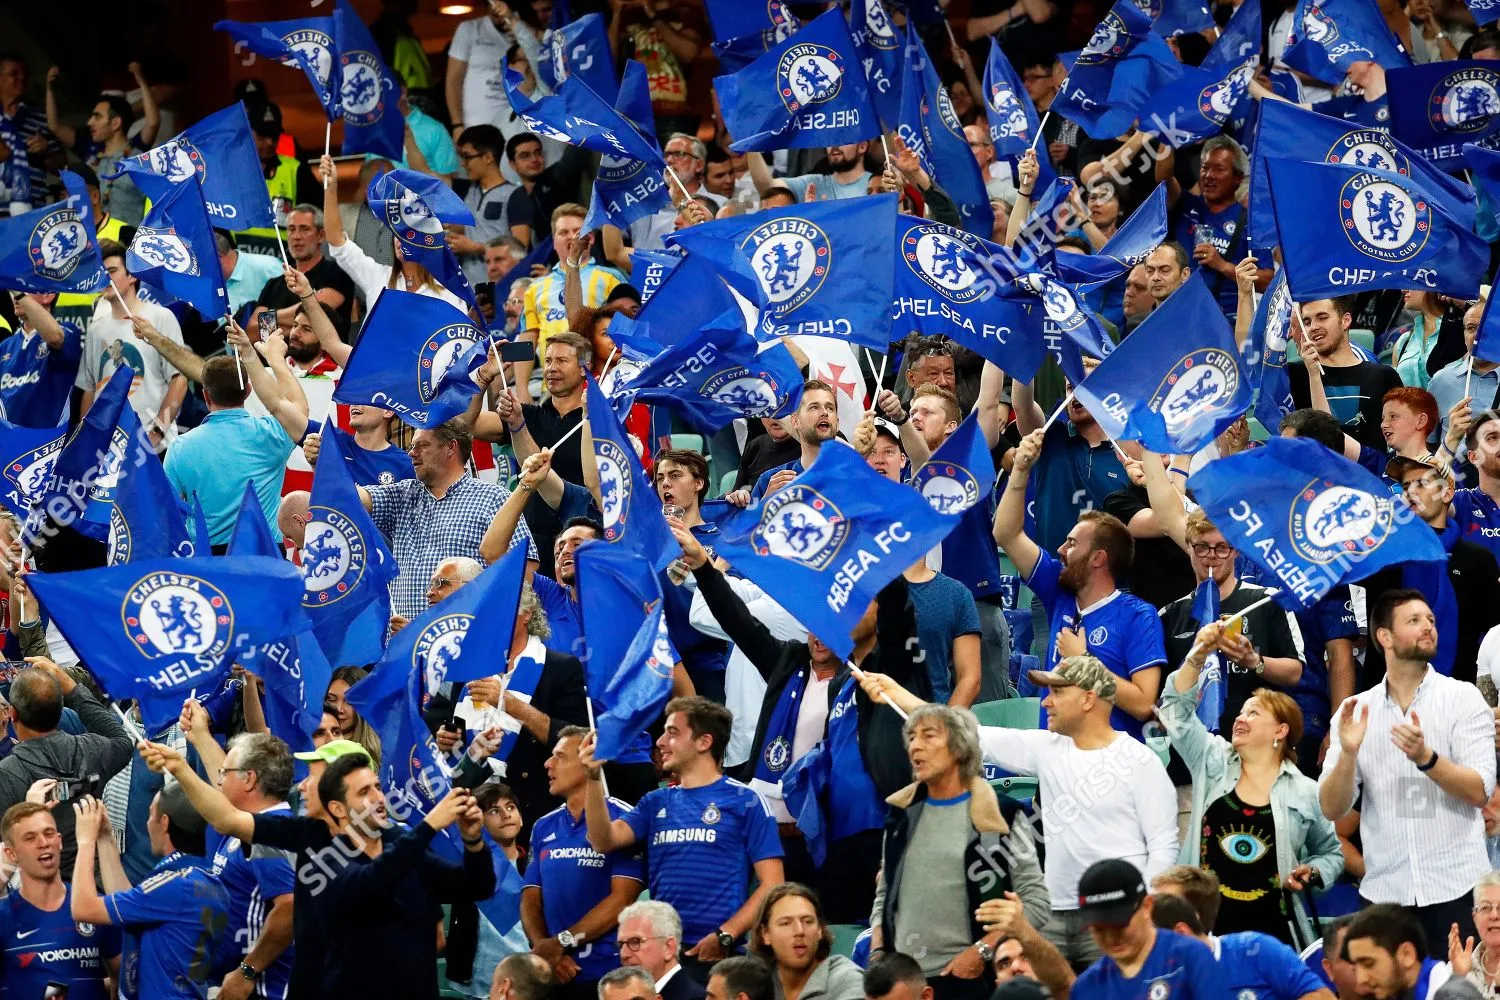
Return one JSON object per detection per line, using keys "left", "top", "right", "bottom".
{"left": 106, "top": 408, "right": 194, "bottom": 565}
{"left": 582, "top": 62, "right": 670, "bottom": 233}
{"left": 1282, "top": 0, "right": 1411, "bottom": 85}
{"left": 714, "top": 8, "right": 881, "bottom": 151}
{"left": 1055, "top": 1, "right": 1184, "bottom": 139}
{"left": 911, "top": 413, "right": 997, "bottom": 518}
{"left": 1201, "top": 0, "right": 1262, "bottom": 73}
{"left": 215, "top": 17, "right": 339, "bottom": 118}
{"left": 125, "top": 170, "right": 230, "bottom": 321}
{"left": 1054, "top": 182, "right": 1167, "bottom": 287}
{"left": 333, "top": 290, "right": 489, "bottom": 428}
{"left": 849, "top": 0, "right": 905, "bottom": 127}
{"left": 367, "top": 168, "right": 478, "bottom": 310}
{"left": 535, "top": 12, "right": 619, "bottom": 104}
{"left": 1009, "top": 270, "right": 1115, "bottom": 386}
{"left": 632, "top": 251, "right": 742, "bottom": 347}
{"left": 983, "top": 39, "right": 1042, "bottom": 157}
{"left": 1387, "top": 61, "right": 1500, "bottom": 169}
{"left": 1265, "top": 157, "right": 1488, "bottom": 300}
{"left": 631, "top": 249, "right": 682, "bottom": 307}
{"left": 26, "top": 365, "right": 133, "bottom": 544}
{"left": 332, "top": 0, "right": 405, "bottom": 160}
{"left": 1139, "top": 56, "right": 1258, "bottom": 148}
{"left": 1074, "top": 273, "right": 1249, "bottom": 454}
{"left": 584, "top": 375, "right": 676, "bottom": 573}
{"left": 0, "top": 171, "right": 109, "bottom": 295}
{"left": 1243, "top": 267, "right": 1298, "bottom": 432}
{"left": 1147, "top": 0, "right": 1215, "bottom": 37}
{"left": 502, "top": 67, "right": 662, "bottom": 165}
{"left": 1188, "top": 436, "right": 1446, "bottom": 610}
{"left": 1465, "top": 141, "right": 1500, "bottom": 232}
{"left": 1189, "top": 578, "right": 1226, "bottom": 732}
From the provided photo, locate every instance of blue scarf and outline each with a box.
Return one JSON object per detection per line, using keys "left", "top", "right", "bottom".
{"left": 752, "top": 667, "right": 808, "bottom": 789}
{"left": 495, "top": 648, "right": 547, "bottom": 761}
{"left": 1401, "top": 521, "right": 1458, "bottom": 675}
{"left": 826, "top": 677, "right": 885, "bottom": 840}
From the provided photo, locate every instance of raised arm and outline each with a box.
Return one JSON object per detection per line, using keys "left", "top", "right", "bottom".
{"left": 286, "top": 265, "right": 351, "bottom": 368}
{"left": 746, "top": 152, "right": 776, "bottom": 197}
{"left": 44, "top": 68, "right": 77, "bottom": 149}
{"left": 131, "top": 314, "right": 204, "bottom": 384}
{"left": 320, "top": 154, "right": 346, "bottom": 246}
{"left": 137, "top": 740, "right": 256, "bottom": 842}
{"left": 993, "top": 428, "right": 1044, "bottom": 578}
{"left": 69, "top": 798, "right": 114, "bottom": 925}
{"left": 12, "top": 295, "right": 66, "bottom": 351}
{"left": 976, "top": 361, "right": 1007, "bottom": 448}
{"left": 477, "top": 452, "right": 542, "bottom": 563}
{"left": 1233, "top": 256, "right": 1257, "bottom": 349}
{"left": 177, "top": 697, "right": 226, "bottom": 778}
{"left": 579, "top": 732, "right": 639, "bottom": 852}
{"left": 1011, "top": 377, "right": 1044, "bottom": 436}
{"left": 128, "top": 61, "right": 161, "bottom": 147}
{"left": 1138, "top": 450, "right": 1189, "bottom": 551}
{"left": 228, "top": 324, "right": 310, "bottom": 442}
{"left": 1006, "top": 150, "right": 1039, "bottom": 248}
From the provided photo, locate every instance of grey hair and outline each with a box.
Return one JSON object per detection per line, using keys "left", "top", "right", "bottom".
{"left": 667, "top": 132, "right": 706, "bottom": 163}
{"left": 213, "top": 231, "right": 235, "bottom": 256}
{"left": 438, "top": 557, "right": 483, "bottom": 585}
{"left": 519, "top": 580, "right": 551, "bottom": 640}
{"left": 0, "top": 509, "right": 20, "bottom": 543}
{"left": 288, "top": 203, "right": 324, "bottom": 228}
{"left": 509, "top": 277, "right": 535, "bottom": 295}
{"left": 597, "top": 966, "right": 656, "bottom": 1000}
{"left": 1474, "top": 871, "right": 1500, "bottom": 901}
{"left": 618, "top": 899, "right": 683, "bottom": 952}
{"left": 903, "top": 703, "right": 983, "bottom": 782}
{"left": 1201, "top": 135, "right": 1249, "bottom": 177}
{"left": 226, "top": 732, "right": 295, "bottom": 800}
{"left": 487, "top": 234, "right": 527, "bottom": 254}
{"left": 496, "top": 953, "right": 553, "bottom": 1000}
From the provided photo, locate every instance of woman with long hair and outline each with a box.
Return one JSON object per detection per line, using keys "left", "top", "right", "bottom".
{"left": 324, "top": 666, "right": 383, "bottom": 766}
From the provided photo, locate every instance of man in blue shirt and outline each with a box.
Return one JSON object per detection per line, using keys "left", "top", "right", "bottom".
{"left": 0, "top": 801, "right": 122, "bottom": 999}
{"left": 994, "top": 429, "right": 1166, "bottom": 739}
{"left": 733, "top": 380, "right": 840, "bottom": 504}
{"left": 2, "top": 292, "right": 83, "bottom": 428}
{"left": 581, "top": 697, "right": 784, "bottom": 983}
{"left": 522, "top": 725, "right": 645, "bottom": 997}
{"left": 1071, "top": 859, "right": 1225, "bottom": 1000}
{"left": 1449, "top": 410, "right": 1500, "bottom": 564}
{"left": 654, "top": 447, "right": 729, "bottom": 701}
{"left": 1167, "top": 137, "right": 1269, "bottom": 316}
{"left": 70, "top": 790, "right": 231, "bottom": 1000}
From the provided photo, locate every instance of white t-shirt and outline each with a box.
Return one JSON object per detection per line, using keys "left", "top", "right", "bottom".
{"left": 978, "top": 727, "right": 1180, "bottom": 910}
{"left": 1480, "top": 624, "right": 1500, "bottom": 691}
{"left": 448, "top": 16, "right": 541, "bottom": 135}
{"left": 75, "top": 299, "right": 186, "bottom": 437}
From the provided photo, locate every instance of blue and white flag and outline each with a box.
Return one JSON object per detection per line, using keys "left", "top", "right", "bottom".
{"left": 29, "top": 556, "right": 307, "bottom": 733}
{"left": 584, "top": 375, "right": 676, "bottom": 573}
{"left": 332, "top": 0, "right": 405, "bottom": 160}
{"left": 215, "top": 18, "right": 339, "bottom": 118}
{"left": 111, "top": 105, "right": 277, "bottom": 231}
{"left": 106, "top": 408, "right": 194, "bottom": 565}
{"left": 898, "top": 24, "right": 995, "bottom": 237}
{"left": 1265, "top": 157, "right": 1488, "bottom": 300}
{"left": 1188, "top": 436, "right": 1446, "bottom": 610}
{"left": 1387, "top": 61, "right": 1500, "bottom": 169}
{"left": 633, "top": 251, "right": 741, "bottom": 346}
{"left": 1244, "top": 267, "right": 1297, "bottom": 432}
{"left": 1074, "top": 273, "right": 1249, "bottom": 454}
{"left": 1009, "top": 270, "right": 1116, "bottom": 386}
{"left": 631, "top": 249, "right": 682, "bottom": 307}
{"left": 665, "top": 194, "right": 897, "bottom": 350}
{"left": 703, "top": 0, "right": 798, "bottom": 41}
{"left": 0, "top": 171, "right": 108, "bottom": 295}
{"left": 1201, "top": 0, "right": 1262, "bottom": 73}
{"left": 583, "top": 62, "right": 670, "bottom": 233}
{"left": 1282, "top": 0, "right": 1411, "bottom": 85}
{"left": 1139, "top": 56, "right": 1258, "bottom": 148}
{"left": 0, "top": 421, "right": 62, "bottom": 521}
{"left": 126, "top": 171, "right": 230, "bottom": 321}
{"left": 303, "top": 420, "right": 400, "bottom": 666}
{"left": 1248, "top": 99, "right": 1477, "bottom": 249}
{"left": 575, "top": 540, "right": 678, "bottom": 761}
{"left": 537, "top": 12, "right": 619, "bottom": 103}
{"left": 503, "top": 66, "right": 663, "bottom": 164}
{"left": 1465, "top": 141, "right": 1500, "bottom": 232}
{"left": 1055, "top": 1, "right": 1184, "bottom": 139}
{"left": 627, "top": 310, "right": 804, "bottom": 433}
{"left": 333, "top": 290, "right": 488, "bottom": 428}
{"left": 911, "top": 413, "right": 997, "bottom": 518}
{"left": 893, "top": 215, "right": 1008, "bottom": 340}
{"left": 711, "top": 442, "right": 956, "bottom": 659}
{"left": 1189, "top": 578, "right": 1226, "bottom": 732}
{"left": 849, "top": 0, "right": 906, "bottom": 127}
{"left": 1147, "top": 0, "right": 1215, "bottom": 37}
{"left": 1465, "top": 0, "right": 1500, "bottom": 27}
{"left": 983, "top": 40, "right": 1042, "bottom": 157}
{"left": 1054, "top": 182, "right": 1167, "bottom": 287}
{"left": 367, "top": 168, "right": 478, "bottom": 310}
{"left": 714, "top": 8, "right": 881, "bottom": 151}
{"left": 27, "top": 365, "right": 132, "bottom": 544}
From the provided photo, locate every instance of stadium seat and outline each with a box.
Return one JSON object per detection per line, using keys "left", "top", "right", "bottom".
{"left": 1247, "top": 417, "right": 1270, "bottom": 442}
{"left": 830, "top": 923, "right": 866, "bottom": 958}
{"left": 718, "top": 470, "right": 737, "bottom": 498}
{"left": 971, "top": 697, "right": 1039, "bottom": 730}
{"left": 991, "top": 775, "right": 1039, "bottom": 806}
{"left": 669, "top": 433, "right": 704, "bottom": 455}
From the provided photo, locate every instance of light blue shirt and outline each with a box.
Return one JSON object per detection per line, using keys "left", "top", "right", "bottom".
{"left": 366, "top": 107, "right": 460, "bottom": 177}
{"left": 1429, "top": 356, "right": 1500, "bottom": 441}
{"left": 226, "top": 250, "right": 285, "bottom": 316}
{"left": 163, "top": 408, "right": 296, "bottom": 544}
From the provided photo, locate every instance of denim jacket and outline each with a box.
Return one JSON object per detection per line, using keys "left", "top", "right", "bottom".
{"left": 1160, "top": 669, "right": 1346, "bottom": 943}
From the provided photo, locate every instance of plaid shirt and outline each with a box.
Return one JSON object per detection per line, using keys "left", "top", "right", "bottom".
{"left": 368, "top": 474, "right": 537, "bottom": 619}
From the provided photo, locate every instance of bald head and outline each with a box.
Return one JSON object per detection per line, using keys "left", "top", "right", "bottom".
{"left": 277, "top": 491, "right": 311, "bottom": 548}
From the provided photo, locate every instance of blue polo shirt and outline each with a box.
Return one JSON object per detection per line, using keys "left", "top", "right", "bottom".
{"left": 164, "top": 408, "right": 296, "bottom": 545}
{"left": 621, "top": 776, "right": 782, "bottom": 946}
{"left": 0, "top": 323, "right": 82, "bottom": 428}
{"left": 0, "top": 884, "right": 122, "bottom": 1000}
{"left": 1072, "top": 929, "right": 1225, "bottom": 1000}
{"left": 1029, "top": 423, "right": 1127, "bottom": 554}
{"left": 1026, "top": 549, "right": 1166, "bottom": 740}
{"left": 1453, "top": 488, "right": 1500, "bottom": 563}
{"left": 523, "top": 799, "right": 644, "bottom": 981}
{"left": 1216, "top": 931, "right": 1328, "bottom": 1000}
{"left": 104, "top": 852, "right": 232, "bottom": 1000}
{"left": 326, "top": 427, "right": 413, "bottom": 487}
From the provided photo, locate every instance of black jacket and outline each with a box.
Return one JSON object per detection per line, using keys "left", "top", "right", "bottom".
{"left": 1362, "top": 535, "right": 1500, "bottom": 685}
{"left": 690, "top": 566, "right": 931, "bottom": 798}
{"left": 661, "top": 966, "right": 707, "bottom": 1000}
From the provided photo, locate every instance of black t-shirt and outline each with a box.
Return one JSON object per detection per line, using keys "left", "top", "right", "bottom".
{"left": 256, "top": 256, "right": 357, "bottom": 327}
{"left": 252, "top": 813, "right": 335, "bottom": 1000}
{"left": 1287, "top": 359, "right": 1404, "bottom": 453}
{"left": 519, "top": 398, "right": 584, "bottom": 576}
{"left": 735, "top": 432, "right": 801, "bottom": 490}
{"left": 1102, "top": 486, "right": 1196, "bottom": 610}
{"left": 1201, "top": 790, "right": 1291, "bottom": 941}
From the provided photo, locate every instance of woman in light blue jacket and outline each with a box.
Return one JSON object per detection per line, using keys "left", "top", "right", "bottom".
{"left": 1159, "top": 620, "right": 1345, "bottom": 947}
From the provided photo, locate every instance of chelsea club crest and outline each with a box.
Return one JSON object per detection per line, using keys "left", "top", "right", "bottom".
{"left": 763, "top": 737, "right": 792, "bottom": 773}
{"left": 752, "top": 483, "right": 849, "bottom": 571}
{"left": 28, "top": 209, "right": 89, "bottom": 282}
{"left": 1077, "top": 12, "right": 1129, "bottom": 65}
{"left": 4, "top": 436, "right": 61, "bottom": 505}
{"left": 902, "top": 222, "right": 983, "bottom": 303}
{"left": 702, "top": 803, "right": 722, "bottom": 825}
{"left": 1338, "top": 173, "right": 1428, "bottom": 263}
{"left": 414, "top": 613, "right": 473, "bottom": 702}
{"left": 1326, "top": 129, "right": 1407, "bottom": 175}
{"left": 131, "top": 227, "right": 201, "bottom": 275}
{"left": 1299, "top": 4, "right": 1341, "bottom": 46}
{"left": 914, "top": 463, "right": 981, "bottom": 516}
{"left": 385, "top": 191, "right": 444, "bottom": 250}
{"left": 1150, "top": 348, "right": 1240, "bottom": 433}
{"left": 741, "top": 218, "right": 831, "bottom": 317}
{"left": 1017, "top": 274, "right": 1086, "bottom": 332}
{"left": 122, "top": 572, "right": 233, "bottom": 658}
{"left": 1429, "top": 67, "right": 1500, "bottom": 131}
{"left": 1288, "top": 480, "right": 1393, "bottom": 564}
{"left": 141, "top": 136, "right": 205, "bottom": 186}
{"left": 339, "top": 50, "right": 386, "bottom": 126}
{"left": 281, "top": 28, "right": 336, "bottom": 93}
{"left": 776, "top": 43, "right": 845, "bottom": 113}
{"left": 703, "top": 368, "right": 783, "bottom": 416}
{"left": 302, "top": 507, "right": 370, "bottom": 606}
{"left": 595, "top": 438, "right": 633, "bottom": 540}
{"left": 419, "top": 323, "right": 484, "bottom": 404}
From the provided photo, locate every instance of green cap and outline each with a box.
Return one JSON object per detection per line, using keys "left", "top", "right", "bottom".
{"left": 292, "top": 739, "right": 371, "bottom": 765}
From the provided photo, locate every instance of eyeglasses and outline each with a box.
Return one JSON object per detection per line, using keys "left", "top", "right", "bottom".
{"left": 664, "top": 150, "right": 697, "bottom": 160}
{"left": 913, "top": 337, "right": 953, "bottom": 357}
{"left": 218, "top": 767, "right": 251, "bottom": 781}
{"left": 458, "top": 150, "right": 485, "bottom": 162}
{"left": 967, "top": 139, "right": 992, "bottom": 149}
{"left": 619, "top": 936, "right": 667, "bottom": 952}
{"left": 1477, "top": 903, "right": 1500, "bottom": 916}
{"left": 1189, "top": 542, "right": 1234, "bottom": 557}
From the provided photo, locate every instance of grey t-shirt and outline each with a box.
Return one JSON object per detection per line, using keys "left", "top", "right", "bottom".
{"left": 891, "top": 795, "right": 974, "bottom": 976}
{"left": 781, "top": 171, "right": 871, "bottom": 202}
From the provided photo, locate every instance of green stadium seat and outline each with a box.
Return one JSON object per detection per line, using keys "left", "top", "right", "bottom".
{"left": 830, "top": 923, "right": 867, "bottom": 958}
{"left": 971, "top": 698, "right": 1039, "bottom": 730}
{"left": 991, "top": 776, "right": 1039, "bottom": 806}
{"left": 670, "top": 433, "right": 705, "bottom": 455}
{"left": 719, "top": 470, "right": 737, "bottom": 498}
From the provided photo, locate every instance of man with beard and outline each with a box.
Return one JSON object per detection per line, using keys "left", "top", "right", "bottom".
{"left": 1167, "top": 137, "right": 1269, "bottom": 314}
{"left": 731, "top": 380, "right": 841, "bottom": 505}
{"left": 1288, "top": 297, "right": 1403, "bottom": 454}
{"left": 1446, "top": 410, "right": 1500, "bottom": 564}
{"left": 1340, "top": 905, "right": 1482, "bottom": 1000}
{"left": 1320, "top": 591, "right": 1495, "bottom": 955}
{"left": 251, "top": 204, "right": 355, "bottom": 328}
{"left": 747, "top": 143, "right": 872, "bottom": 203}
{"left": 993, "top": 429, "right": 1165, "bottom": 741}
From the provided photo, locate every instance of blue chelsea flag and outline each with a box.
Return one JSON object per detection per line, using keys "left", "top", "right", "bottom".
{"left": 334, "top": 290, "right": 488, "bottom": 428}
{"left": 1465, "top": 141, "right": 1500, "bottom": 232}
{"left": 1265, "top": 157, "right": 1488, "bottom": 300}
{"left": 911, "top": 413, "right": 997, "bottom": 518}
{"left": 983, "top": 40, "right": 1042, "bottom": 157}
{"left": 1202, "top": 0, "right": 1261, "bottom": 72}
{"left": 125, "top": 170, "right": 230, "bottom": 321}
{"left": 106, "top": 408, "right": 195, "bottom": 565}
{"left": 714, "top": 8, "right": 880, "bottom": 151}
{"left": 1189, "top": 578, "right": 1227, "bottom": 732}
{"left": 1073, "top": 274, "right": 1249, "bottom": 454}
{"left": 0, "top": 420, "right": 62, "bottom": 522}
{"left": 1054, "top": 182, "right": 1167, "bottom": 287}
{"left": 215, "top": 18, "right": 339, "bottom": 118}
{"left": 333, "top": 0, "right": 405, "bottom": 160}
{"left": 1188, "top": 437, "right": 1446, "bottom": 610}
{"left": 665, "top": 194, "right": 897, "bottom": 350}
{"left": 582, "top": 62, "right": 670, "bottom": 233}
{"left": 584, "top": 376, "right": 677, "bottom": 573}
{"left": 1055, "top": 2, "right": 1183, "bottom": 139}
{"left": 28, "top": 365, "right": 133, "bottom": 544}
{"left": 711, "top": 442, "right": 957, "bottom": 660}
{"left": 502, "top": 67, "right": 662, "bottom": 165}
{"left": 899, "top": 24, "right": 995, "bottom": 238}
{"left": 1244, "top": 268, "right": 1298, "bottom": 432}
{"left": 1138, "top": 57, "right": 1258, "bottom": 148}
{"left": 892, "top": 215, "right": 1007, "bottom": 342}
{"left": 0, "top": 170, "right": 108, "bottom": 295}
{"left": 535, "top": 13, "right": 619, "bottom": 103}
{"left": 367, "top": 169, "right": 479, "bottom": 310}
{"left": 1387, "top": 61, "right": 1500, "bottom": 169}
{"left": 849, "top": 0, "right": 906, "bottom": 128}
{"left": 1282, "top": 0, "right": 1411, "bottom": 85}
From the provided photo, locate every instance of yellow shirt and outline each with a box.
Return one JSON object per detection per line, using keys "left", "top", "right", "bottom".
{"left": 523, "top": 263, "right": 623, "bottom": 356}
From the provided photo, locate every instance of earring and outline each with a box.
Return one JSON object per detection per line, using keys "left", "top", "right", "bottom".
{"left": 1273, "top": 738, "right": 1280, "bottom": 749}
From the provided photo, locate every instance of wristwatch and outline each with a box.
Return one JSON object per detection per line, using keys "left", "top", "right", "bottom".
{"left": 558, "top": 929, "right": 580, "bottom": 951}
{"left": 716, "top": 929, "right": 736, "bottom": 951}
{"left": 238, "top": 962, "right": 260, "bottom": 983}
{"left": 975, "top": 942, "right": 996, "bottom": 963}
{"left": 1250, "top": 655, "right": 1266, "bottom": 675}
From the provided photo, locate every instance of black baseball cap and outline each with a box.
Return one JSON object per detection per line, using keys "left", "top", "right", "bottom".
{"left": 991, "top": 977, "right": 1048, "bottom": 1000}
{"left": 247, "top": 99, "right": 283, "bottom": 139}
{"left": 1075, "top": 859, "right": 1148, "bottom": 927}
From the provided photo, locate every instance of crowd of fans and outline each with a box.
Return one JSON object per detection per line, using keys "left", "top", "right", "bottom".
{"left": 5, "top": 0, "right": 1500, "bottom": 998}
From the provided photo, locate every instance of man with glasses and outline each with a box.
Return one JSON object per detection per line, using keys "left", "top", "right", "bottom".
{"left": 963, "top": 125, "right": 1017, "bottom": 204}
{"left": 452, "top": 125, "right": 517, "bottom": 284}
{"left": 630, "top": 133, "right": 724, "bottom": 251}
{"left": 616, "top": 899, "right": 706, "bottom": 1000}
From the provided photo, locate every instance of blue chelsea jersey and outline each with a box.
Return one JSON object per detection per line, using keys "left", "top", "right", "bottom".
{"left": 1215, "top": 931, "right": 1329, "bottom": 1000}
{"left": 0, "top": 884, "right": 122, "bottom": 1000}
{"left": 103, "top": 852, "right": 232, "bottom": 1000}
{"left": 1454, "top": 488, "right": 1500, "bottom": 563}
{"left": 1073, "top": 929, "right": 1226, "bottom": 1000}
{"left": 0, "top": 323, "right": 82, "bottom": 429}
